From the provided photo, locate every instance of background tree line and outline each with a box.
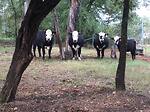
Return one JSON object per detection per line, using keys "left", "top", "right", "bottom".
{"left": 0, "top": 0, "right": 149, "bottom": 43}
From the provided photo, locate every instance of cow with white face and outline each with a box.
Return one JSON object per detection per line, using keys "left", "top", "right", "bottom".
{"left": 93, "top": 32, "right": 109, "bottom": 58}
{"left": 45, "top": 29, "right": 53, "bottom": 42}
{"left": 33, "top": 29, "right": 55, "bottom": 59}
{"left": 113, "top": 36, "right": 136, "bottom": 60}
{"left": 114, "top": 36, "right": 120, "bottom": 45}
{"left": 68, "top": 31, "right": 84, "bottom": 60}
{"left": 72, "top": 31, "right": 79, "bottom": 43}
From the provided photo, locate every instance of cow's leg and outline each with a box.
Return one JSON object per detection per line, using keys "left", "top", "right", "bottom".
{"left": 77, "top": 47, "right": 81, "bottom": 61}
{"left": 101, "top": 49, "right": 105, "bottom": 59}
{"left": 33, "top": 45, "right": 36, "bottom": 57}
{"left": 71, "top": 47, "right": 76, "bottom": 60}
{"left": 131, "top": 51, "right": 136, "bottom": 60}
{"left": 42, "top": 46, "right": 45, "bottom": 59}
{"left": 96, "top": 49, "right": 100, "bottom": 58}
{"left": 48, "top": 46, "right": 52, "bottom": 59}
{"left": 38, "top": 46, "right": 41, "bottom": 57}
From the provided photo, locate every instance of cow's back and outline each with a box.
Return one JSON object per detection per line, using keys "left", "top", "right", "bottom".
{"left": 33, "top": 31, "right": 46, "bottom": 47}
{"left": 77, "top": 34, "right": 84, "bottom": 47}
{"left": 127, "top": 39, "right": 136, "bottom": 52}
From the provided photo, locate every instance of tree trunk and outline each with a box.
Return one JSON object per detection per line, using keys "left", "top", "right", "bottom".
{"left": 65, "top": 0, "right": 80, "bottom": 51}
{"left": 52, "top": 8, "right": 65, "bottom": 60}
{"left": 0, "top": 0, "right": 61, "bottom": 103}
{"left": 24, "top": 0, "right": 30, "bottom": 15}
{"left": 115, "top": 0, "right": 130, "bottom": 90}
{"left": 10, "top": 0, "right": 18, "bottom": 37}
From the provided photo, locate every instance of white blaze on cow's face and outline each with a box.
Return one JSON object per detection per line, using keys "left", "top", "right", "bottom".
{"left": 72, "top": 31, "right": 79, "bottom": 43}
{"left": 98, "top": 32, "right": 106, "bottom": 43}
{"left": 114, "top": 36, "right": 120, "bottom": 45}
{"left": 45, "top": 29, "right": 52, "bottom": 41}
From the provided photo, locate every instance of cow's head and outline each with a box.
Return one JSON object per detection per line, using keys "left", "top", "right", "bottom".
{"left": 72, "top": 31, "right": 79, "bottom": 43}
{"left": 45, "top": 29, "right": 53, "bottom": 42}
{"left": 114, "top": 36, "right": 121, "bottom": 45}
{"left": 98, "top": 32, "right": 107, "bottom": 43}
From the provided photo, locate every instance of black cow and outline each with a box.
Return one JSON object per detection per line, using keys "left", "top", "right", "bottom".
{"left": 68, "top": 31, "right": 84, "bottom": 60}
{"left": 33, "top": 29, "right": 54, "bottom": 59}
{"left": 114, "top": 36, "right": 136, "bottom": 60}
{"left": 93, "top": 32, "right": 109, "bottom": 58}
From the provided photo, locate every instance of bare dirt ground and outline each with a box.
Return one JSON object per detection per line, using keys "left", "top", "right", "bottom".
{"left": 0, "top": 46, "right": 150, "bottom": 112}
{"left": 137, "top": 55, "right": 150, "bottom": 63}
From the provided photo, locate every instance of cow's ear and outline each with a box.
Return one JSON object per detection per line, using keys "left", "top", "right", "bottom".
{"left": 52, "top": 31, "right": 56, "bottom": 34}
{"left": 68, "top": 32, "right": 72, "bottom": 36}
{"left": 105, "top": 33, "right": 108, "bottom": 37}
{"left": 95, "top": 33, "right": 99, "bottom": 37}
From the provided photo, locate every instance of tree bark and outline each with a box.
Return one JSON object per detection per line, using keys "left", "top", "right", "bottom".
{"left": 0, "top": 0, "right": 61, "bottom": 103}
{"left": 52, "top": 8, "right": 65, "bottom": 60}
{"left": 24, "top": 0, "right": 30, "bottom": 15}
{"left": 65, "top": 0, "right": 80, "bottom": 50}
{"left": 115, "top": 0, "right": 130, "bottom": 90}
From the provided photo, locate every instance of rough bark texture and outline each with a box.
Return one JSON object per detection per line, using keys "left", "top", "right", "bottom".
{"left": 52, "top": 8, "right": 65, "bottom": 60}
{"left": 65, "top": 0, "right": 80, "bottom": 52}
{"left": 115, "top": 0, "right": 130, "bottom": 90}
{"left": 0, "top": 0, "right": 61, "bottom": 103}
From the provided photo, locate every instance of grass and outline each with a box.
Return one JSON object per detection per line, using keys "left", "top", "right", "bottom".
{"left": 0, "top": 46, "right": 150, "bottom": 95}
{"left": 0, "top": 46, "right": 14, "bottom": 53}
{"left": 0, "top": 34, "right": 15, "bottom": 41}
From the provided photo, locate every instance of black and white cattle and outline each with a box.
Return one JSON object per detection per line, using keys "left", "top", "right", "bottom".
{"left": 114, "top": 36, "right": 136, "bottom": 60}
{"left": 93, "top": 32, "right": 109, "bottom": 58}
{"left": 68, "top": 31, "right": 84, "bottom": 60}
{"left": 33, "top": 29, "right": 54, "bottom": 59}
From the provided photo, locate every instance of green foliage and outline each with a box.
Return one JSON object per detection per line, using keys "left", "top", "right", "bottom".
{"left": 0, "top": 0, "right": 141, "bottom": 42}
{"left": 0, "top": 0, "right": 23, "bottom": 38}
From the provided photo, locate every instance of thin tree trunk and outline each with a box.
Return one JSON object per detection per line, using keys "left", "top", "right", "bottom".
{"left": 0, "top": 0, "right": 61, "bottom": 103}
{"left": 115, "top": 0, "right": 130, "bottom": 90}
{"left": 52, "top": 8, "right": 65, "bottom": 60}
{"left": 10, "top": 0, "right": 18, "bottom": 37}
{"left": 65, "top": 0, "right": 80, "bottom": 50}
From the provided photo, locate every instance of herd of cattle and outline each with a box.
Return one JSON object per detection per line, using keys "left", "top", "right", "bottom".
{"left": 33, "top": 29, "right": 136, "bottom": 60}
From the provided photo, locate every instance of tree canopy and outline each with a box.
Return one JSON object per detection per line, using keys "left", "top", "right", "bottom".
{"left": 0, "top": 0, "right": 143, "bottom": 41}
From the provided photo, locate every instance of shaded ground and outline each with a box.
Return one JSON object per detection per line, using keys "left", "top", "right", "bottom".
{"left": 1, "top": 85, "right": 150, "bottom": 112}
{"left": 0, "top": 46, "right": 150, "bottom": 112}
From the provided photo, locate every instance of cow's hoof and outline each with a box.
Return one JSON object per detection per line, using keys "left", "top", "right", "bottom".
{"left": 72, "top": 57, "right": 75, "bottom": 60}
{"left": 78, "top": 57, "right": 81, "bottom": 61}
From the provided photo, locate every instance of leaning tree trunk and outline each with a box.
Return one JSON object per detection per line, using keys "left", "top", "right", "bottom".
{"left": 115, "top": 0, "right": 130, "bottom": 90}
{"left": 65, "top": 0, "right": 80, "bottom": 51}
{"left": 24, "top": 0, "right": 30, "bottom": 15}
{"left": 0, "top": 0, "right": 61, "bottom": 103}
{"left": 52, "top": 8, "right": 65, "bottom": 60}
